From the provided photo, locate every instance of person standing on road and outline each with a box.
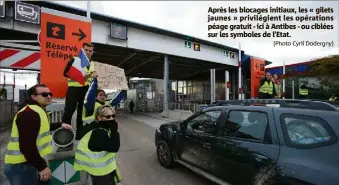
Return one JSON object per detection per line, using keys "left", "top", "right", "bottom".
{"left": 62, "top": 42, "right": 96, "bottom": 140}
{"left": 128, "top": 99, "right": 135, "bottom": 113}
{"left": 3, "top": 84, "right": 72, "bottom": 185}
{"left": 299, "top": 83, "right": 309, "bottom": 99}
{"left": 258, "top": 72, "right": 276, "bottom": 99}
{"left": 74, "top": 105, "right": 122, "bottom": 185}
{"left": 329, "top": 94, "right": 338, "bottom": 101}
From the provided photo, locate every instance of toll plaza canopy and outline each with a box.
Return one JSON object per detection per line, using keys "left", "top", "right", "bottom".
{"left": 0, "top": 0, "right": 257, "bottom": 81}
{"left": 266, "top": 61, "right": 312, "bottom": 77}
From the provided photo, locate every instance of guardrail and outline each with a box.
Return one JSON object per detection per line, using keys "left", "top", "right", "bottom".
{"left": 48, "top": 110, "right": 64, "bottom": 123}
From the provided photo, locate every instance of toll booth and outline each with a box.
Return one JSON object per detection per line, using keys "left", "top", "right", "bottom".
{"left": 126, "top": 87, "right": 148, "bottom": 112}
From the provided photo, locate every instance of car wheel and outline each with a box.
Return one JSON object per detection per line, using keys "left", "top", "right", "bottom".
{"left": 156, "top": 140, "right": 174, "bottom": 168}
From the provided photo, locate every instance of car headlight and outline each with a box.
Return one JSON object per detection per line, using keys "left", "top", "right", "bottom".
{"left": 156, "top": 125, "right": 161, "bottom": 132}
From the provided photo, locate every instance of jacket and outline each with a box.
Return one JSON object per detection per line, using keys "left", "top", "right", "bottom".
{"left": 15, "top": 99, "right": 62, "bottom": 171}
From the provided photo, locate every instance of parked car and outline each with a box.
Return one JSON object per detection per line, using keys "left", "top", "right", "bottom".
{"left": 155, "top": 99, "right": 339, "bottom": 185}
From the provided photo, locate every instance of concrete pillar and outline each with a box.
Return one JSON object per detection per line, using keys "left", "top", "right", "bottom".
{"left": 292, "top": 80, "right": 295, "bottom": 99}
{"left": 225, "top": 71, "right": 229, "bottom": 100}
{"left": 175, "top": 80, "right": 178, "bottom": 101}
{"left": 210, "top": 69, "right": 215, "bottom": 103}
{"left": 238, "top": 43, "right": 242, "bottom": 100}
{"left": 232, "top": 72, "right": 236, "bottom": 100}
{"left": 163, "top": 55, "right": 169, "bottom": 110}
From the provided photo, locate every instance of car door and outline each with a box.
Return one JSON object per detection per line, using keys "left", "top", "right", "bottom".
{"left": 210, "top": 106, "right": 280, "bottom": 185}
{"left": 177, "top": 109, "right": 223, "bottom": 172}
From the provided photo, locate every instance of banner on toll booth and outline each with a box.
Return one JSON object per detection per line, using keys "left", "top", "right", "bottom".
{"left": 94, "top": 62, "right": 129, "bottom": 90}
{"left": 250, "top": 57, "right": 265, "bottom": 98}
{"left": 40, "top": 7, "right": 92, "bottom": 98}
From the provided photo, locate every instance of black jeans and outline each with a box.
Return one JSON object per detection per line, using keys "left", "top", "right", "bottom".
{"left": 62, "top": 86, "right": 89, "bottom": 135}
{"left": 258, "top": 93, "right": 274, "bottom": 99}
{"left": 90, "top": 171, "right": 116, "bottom": 185}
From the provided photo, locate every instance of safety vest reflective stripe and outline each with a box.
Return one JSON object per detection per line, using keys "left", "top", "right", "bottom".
{"left": 9, "top": 131, "right": 51, "bottom": 142}
{"left": 76, "top": 149, "right": 108, "bottom": 158}
{"left": 299, "top": 88, "right": 308, "bottom": 95}
{"left": 75, "top": 156, "right": 116, "bottom": 168}
{"left": 6, "top": 141, "right": 51, "bottom": 155}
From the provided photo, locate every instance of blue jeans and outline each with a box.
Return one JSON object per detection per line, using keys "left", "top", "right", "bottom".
{"left": 4, "top": 163, "right": 51, "bottom": 185}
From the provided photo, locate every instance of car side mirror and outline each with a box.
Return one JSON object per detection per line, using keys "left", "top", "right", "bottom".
{"left": 180, "top": 122, "right": 187, "bottom": 130}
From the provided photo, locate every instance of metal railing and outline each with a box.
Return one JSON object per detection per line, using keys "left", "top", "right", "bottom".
{"left": 48, "top": 110, "right": 64, "bottom": 123}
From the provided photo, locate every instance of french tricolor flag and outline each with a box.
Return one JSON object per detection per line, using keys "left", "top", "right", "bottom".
{"left": 66, "top": 49, "right": 90, "bottom": 86}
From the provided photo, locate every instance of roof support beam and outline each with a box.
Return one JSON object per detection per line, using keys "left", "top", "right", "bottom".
{"left": 125, "top": 55, "right": 161, "bottom": 75}
{"left": 178, "top": 67, "right": 227, "bottom": 80}
{"left": 170, "top": 63, "right": 204, "bottom": 69}
{"left": 117, "top": 50, "right": 139, "bottom": 67}
{"left": 0, "top": 41, "right": 40, "bottom": 51}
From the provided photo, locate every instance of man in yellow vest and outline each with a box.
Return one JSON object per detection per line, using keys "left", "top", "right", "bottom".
{"left": 299, "top": 83, "right": 309, "bottom": 99}
{"left": 329, "top": 94, "right": 338, "bottom": 101}
{"left": 258, "top": 72, "right": 277, "bottom": 99}
{"left": 3, "top": 84, "right": 72, "bottom": 185}
{"left": 62, "top": 42, "right": 96, "bottom": 140}
{"left": 74, "top": 105, "right": 122, "bottom": 185}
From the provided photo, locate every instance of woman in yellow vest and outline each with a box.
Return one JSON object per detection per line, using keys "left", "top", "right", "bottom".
{"left": 74, "top": 105, "right": 122, "bottom": 185}
{"left": 82, "top": 78, "right": 111, "bottom": 124}
{"left": 273, "top": 74, "right": 281, "bottom": 98}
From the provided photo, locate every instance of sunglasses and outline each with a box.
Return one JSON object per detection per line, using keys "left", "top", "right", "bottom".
{"left": 36, "top": 92, "right": 53, "bottom": 97}
{"left": 103, "top": 114, "right": 115, "bottom": 119}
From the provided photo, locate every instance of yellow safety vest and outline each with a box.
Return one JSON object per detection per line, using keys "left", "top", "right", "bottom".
{"left": 274, "top": 83, "right": 281, "bottom": 98}
{"left": 259, "top": 81, "right": 274, "bottom": 95}
{"left": 82, "top": 101, "right": 110, "bottom": 123}
{"left": 299, "top": 88, "right": 308, "bottom": 95}
{"left": 4, "top": 105, "right": 52, "bottom": 164}
{"left": 73, "top": 128, "right": 122, "bottom": 183}
{"left": 67, "top": 58, "right": 95, "bottom": 87}
{"left": 329, "top": 97, "right": 337, "bottom": 101}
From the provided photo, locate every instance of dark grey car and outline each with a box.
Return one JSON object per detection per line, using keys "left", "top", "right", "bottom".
{"left": 155, "top": 100, "right": 339, "bottom": 185}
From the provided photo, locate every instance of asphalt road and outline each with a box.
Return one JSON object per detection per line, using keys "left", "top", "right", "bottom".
{"left": 0, "top": 114, "right": 216, "bottom": 185}
{"left": 116, "top": 115, "right": 216, "bottom": 185}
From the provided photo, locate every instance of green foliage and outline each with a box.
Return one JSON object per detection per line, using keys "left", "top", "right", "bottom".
{"left": 309, "top": 55, "right": 339, "bottom": 76}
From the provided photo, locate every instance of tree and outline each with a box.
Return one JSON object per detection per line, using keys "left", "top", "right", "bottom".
{"left": 309, "top": 55, "right": 339, "bottom": 76}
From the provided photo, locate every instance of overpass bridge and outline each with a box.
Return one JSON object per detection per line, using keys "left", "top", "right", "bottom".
{"left": 0, "top": 1, "right": 271, "bottom": 106}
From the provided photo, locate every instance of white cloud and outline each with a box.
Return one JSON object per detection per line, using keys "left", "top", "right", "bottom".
{"left": 57, "top": 1, "right": 339, "bottom": 67}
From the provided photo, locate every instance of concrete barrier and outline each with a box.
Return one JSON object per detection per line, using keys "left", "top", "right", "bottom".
{"left": 160, "top": 109, "right": 170, "bottom": 118}
{"left": 160, "top": 109, "right": 193, "bottom": 121}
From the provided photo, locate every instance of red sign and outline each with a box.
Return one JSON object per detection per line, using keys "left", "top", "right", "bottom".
{"left": 250, "top": 57, "right": 266, "bottom": 98}
{"left": 40, "top": 7, "right": 92, "bottom": 98}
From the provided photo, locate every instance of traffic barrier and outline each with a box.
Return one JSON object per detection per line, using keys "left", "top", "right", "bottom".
{"left": 161, "top": 109, "right": 194, "bottom": 121}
